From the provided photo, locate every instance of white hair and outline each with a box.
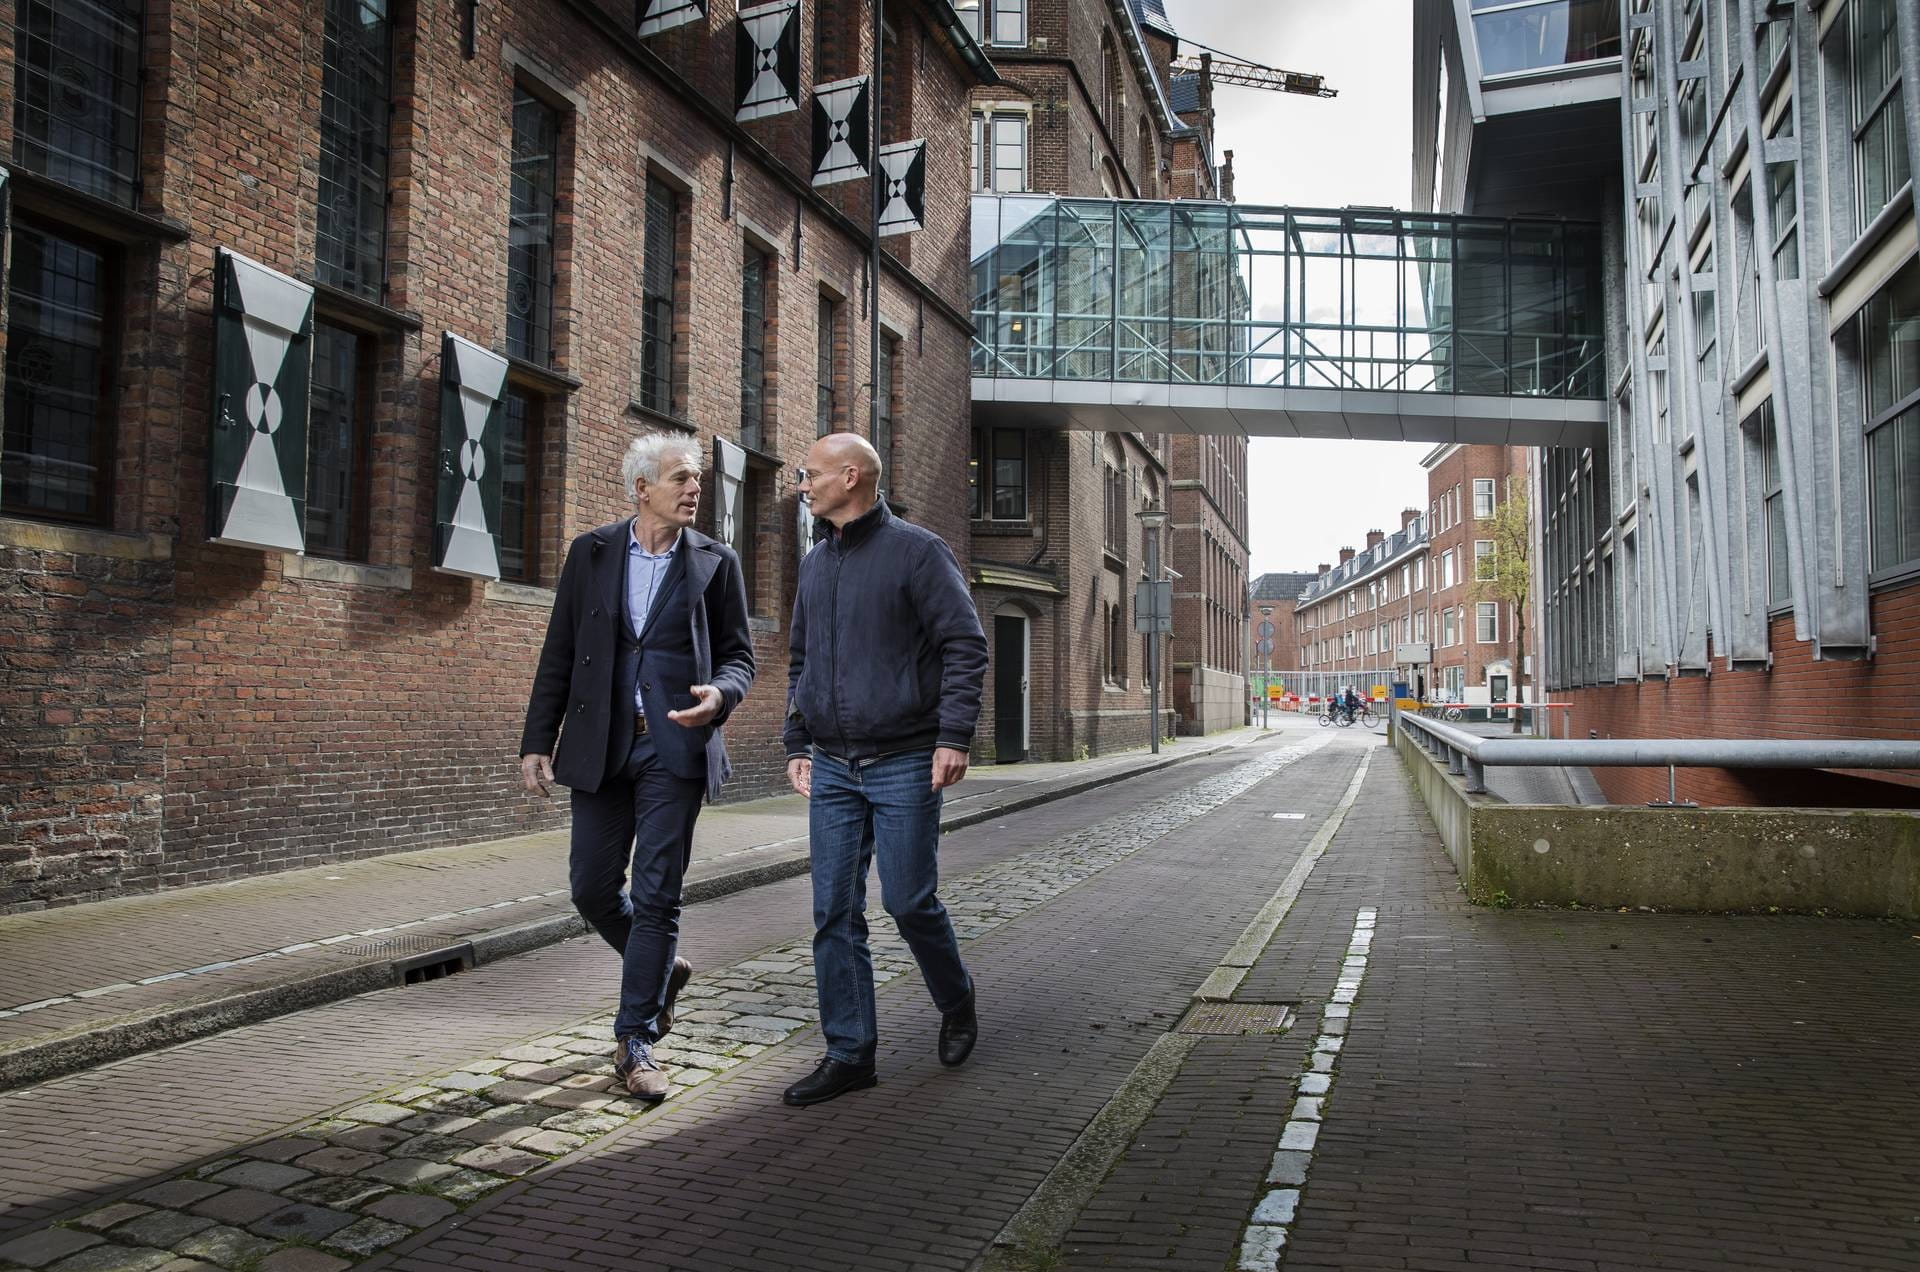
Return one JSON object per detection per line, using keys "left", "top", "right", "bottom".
{"left": 622, "top": 433, "right": 704, "bottom": 501}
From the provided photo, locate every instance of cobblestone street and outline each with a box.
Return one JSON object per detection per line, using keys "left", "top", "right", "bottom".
{"left": 3, "top": 723, "right": 1917, "bottom": 1272}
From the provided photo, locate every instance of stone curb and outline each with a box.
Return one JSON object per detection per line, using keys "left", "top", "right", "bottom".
{"left": 0, "top": 739, "right": 1248, "bottom": 1095}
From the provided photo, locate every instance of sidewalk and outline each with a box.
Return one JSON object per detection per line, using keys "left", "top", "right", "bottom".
{"left": 0, "top": 729, "right": 1261, "bottom": 1092}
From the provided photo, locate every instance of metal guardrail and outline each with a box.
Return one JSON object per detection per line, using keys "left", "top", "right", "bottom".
{"left": 1394, "top": 708, "right": 1920, "bottom": 801}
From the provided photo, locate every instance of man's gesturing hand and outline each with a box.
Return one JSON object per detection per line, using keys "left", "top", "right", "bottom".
{"left": 931, "top": 745, "right": 969, "bottom": 791}
{"left": 667, "top": 684, "right": 723, "bottom": 728}
{"left": 520, "top": 753, "right": 555, "bottom": 797}
{"left": 787, "top": 756, "right": 812, "bottom": 798}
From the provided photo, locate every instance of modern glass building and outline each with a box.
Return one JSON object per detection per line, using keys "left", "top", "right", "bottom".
{"left": 1414, "top": 0, "right": 1920, "bottom": 805}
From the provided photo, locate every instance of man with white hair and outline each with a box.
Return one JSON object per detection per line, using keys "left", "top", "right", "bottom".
{"left": 519, "top": 433, "right": 755, "bottom": 1101}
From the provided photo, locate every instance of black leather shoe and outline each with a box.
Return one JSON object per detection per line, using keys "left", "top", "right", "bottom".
{"left": 782, "top": 1058, "right": 878, "bottom": 1106}
{"left": 939, "top": 992, "right": 978, "bottom": 1067}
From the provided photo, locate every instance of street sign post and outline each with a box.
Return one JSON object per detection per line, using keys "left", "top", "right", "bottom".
{"left": 1133, "top": 580, "right": 1173, "bottom": 634}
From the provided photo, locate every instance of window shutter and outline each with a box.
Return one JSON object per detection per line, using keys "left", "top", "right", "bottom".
{"left": 713, "top": 435, "right": 748, "bottom": 553}
{"left": 208, "top": 249, "right": 314, "bottom": 552}
{"left": 435, "top": 332, "right": 507, "bottom": 579}
{"left": 736, "top": 0, "right": 800, "bottom": 121}
{"left": 811, "top": 76, "right": 870, "bottom": 186}
{"left": 876, "top": 139, "right": 926, "bottom": 236}
{"left": 636, "top": 0, "right": 705, "bottom": 37}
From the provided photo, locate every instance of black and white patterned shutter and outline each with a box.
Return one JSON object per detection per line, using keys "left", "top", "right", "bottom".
{"left": 713, "top": 436, "right": 748, "bottom": 552}
{"left": 811, "top": 76, "right": 870, "bottom": 186}
{"left": 434, "top": 333, "right": 507, "bottom": 580}
{"left": 208, "top": 249, "right": 313, "bottom": 552}
{"left": 735, "top": 0, "right": 800, "bottom": 121}
{"left": 636, "top": 0, "right": 705, "bottom": 37}
{"left": 876, "top": 139, "right": 926, "bottom": 236}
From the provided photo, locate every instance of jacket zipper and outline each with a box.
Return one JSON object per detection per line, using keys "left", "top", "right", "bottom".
{"left": 826, "top": 538, "right": 845, "bottom": 754}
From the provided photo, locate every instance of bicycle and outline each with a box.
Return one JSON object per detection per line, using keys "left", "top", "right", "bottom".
{"left": 1317, "top": 705, "right": 1353, "bottom": 728}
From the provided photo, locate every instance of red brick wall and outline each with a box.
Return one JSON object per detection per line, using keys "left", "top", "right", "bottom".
{"left": 1424, "top": 445, "right": 1527, "bottom": 696}
{"left": 0, "top": 0, "right": 980, "bottom": 909}
{"left": 1561, "top": 584, "right": 1920, "bottom": 808}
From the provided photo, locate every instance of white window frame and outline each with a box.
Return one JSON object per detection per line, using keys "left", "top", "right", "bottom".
{"left": 955, "top": 0, "right": 1027, "bottom": 48}
{"left": 1475, "top": 539, "right": 1496, "bottom": 581}
{"left": 1473, "top": 478, "right": 1495, "bottom": 519}
{"left": 970, "top": 109, "right": 1028, "bottom": 193}
{"left": 1477, "top": 601, "right": 1499, "bottom": 644}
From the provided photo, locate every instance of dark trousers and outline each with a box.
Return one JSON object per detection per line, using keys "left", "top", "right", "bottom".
{"left": 568, "top": 731, "right": 705, "bottom": 1041}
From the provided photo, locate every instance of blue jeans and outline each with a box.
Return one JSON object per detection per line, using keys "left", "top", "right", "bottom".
{"left": 808, "top": 747, "right": 973, "bottom": 1066}
{"left": 569, "top": 731, "right": 705, "bottom": 1041}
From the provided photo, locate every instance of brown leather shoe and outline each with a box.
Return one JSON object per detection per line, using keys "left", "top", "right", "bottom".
{"left": 658, "top": 956, "right": 693, "bottom": 1037}
{"left": 614, "top": 1036, "right": 670, "bottom": 1101}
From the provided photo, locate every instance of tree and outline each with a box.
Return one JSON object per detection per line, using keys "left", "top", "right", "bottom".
{"left": 1469, "top": 490, "right": 1531, "bottom": 733}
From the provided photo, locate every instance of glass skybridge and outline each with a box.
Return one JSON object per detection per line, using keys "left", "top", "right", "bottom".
{"left": 970, "top": 195, "right": 1608, "bottom": 446}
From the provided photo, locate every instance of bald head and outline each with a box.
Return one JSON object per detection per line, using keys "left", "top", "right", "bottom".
{"left": 813, "top": 431, "right": 882, "bottom": 486}
{"left": 802, "top": 431, "right": 885, "bottom": 528}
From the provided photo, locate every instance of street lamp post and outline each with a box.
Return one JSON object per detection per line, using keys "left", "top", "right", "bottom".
{"left": 1258, "top": 605, "right": 1275, "bottom": 729}
{"left": 1137, "top": 503, "right": 1169, "bottom": 755}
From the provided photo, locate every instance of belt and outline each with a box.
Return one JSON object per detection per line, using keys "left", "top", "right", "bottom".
{"left": 633, "top": 713, "right": 650, "bottom": 736}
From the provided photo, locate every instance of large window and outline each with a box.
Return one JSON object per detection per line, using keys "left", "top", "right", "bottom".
{"left": 970, "top": 112, "right": 1027, "bottom": 193}
{"left": 640, "top": 176, "right": 678, "bottom": 416}
{"left": 1473, "top": 477, "right": 1495, "bottom": 519}
{"left": 1475, "top": 539, "right": 1496, "bottom": 581}
{"left": 741, "top": 248, "right": 771, "bottom": 452}
{"left": 1862, "top": 258, "right": 1920, "bottom": 574}
{"left": 305, "top": 321, "right": 372, "bottom": 560}
{"left": 1748, "top": 399, "right": 1789, "bottom": 606}
{"left": 815, "top": 295, "right": 838, "bottom": 436}
{"left": 972, "top": 427, "right": 1026, "bottom": 520}
{"left": 955, "top": 0, "right": 1025, "bottom": 47}
{"left": 1477, "top": 602, "right": 1499, "bottom": 644}
{"left": 316, "top": 0, "right": 392, "bottom": 299}
{"left": 11, "top": 0, "right": 144, "bottom": 205}
{"left": 1, "top": 223, "right": 115, "bottom": 524}
{"left": 500, "top": 387, "right": 541, "bottom": 582}
{"left": 1849, "top": 0, "right": 1909, "bottom": 231}
{"left": 1441, "top": 606, "right": 1457, "bottom": 647}
{"left": 507, "top": 88, "right": 559, "bottom": 365}
{"left": 1470, "top": 0, "right": 1621, "bottom": 77}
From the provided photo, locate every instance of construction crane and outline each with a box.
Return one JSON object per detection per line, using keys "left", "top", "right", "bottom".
{"left": 1170, "top": 50, "right": 1337, "bottom": 99}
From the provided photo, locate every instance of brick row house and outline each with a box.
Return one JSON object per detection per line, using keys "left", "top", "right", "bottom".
{"left": 961, "top": 0, "right": 1249, "bottom": 760}
{"left": 0, "top": 0, "right": 993, "bottom": 907}
{"left": 1283, "top": 444, "right": 1530, "bottom": 713}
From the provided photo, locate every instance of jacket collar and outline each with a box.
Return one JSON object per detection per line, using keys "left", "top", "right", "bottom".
{"left": 831, "top": 497, "right": 893, "bottom": 552}
{"left": 589, "top": 517, "right": 722, "bottom": 612}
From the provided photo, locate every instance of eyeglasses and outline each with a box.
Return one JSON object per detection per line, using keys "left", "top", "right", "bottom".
{"left": 793, "top": 463, "right": 856, "bottom": 486}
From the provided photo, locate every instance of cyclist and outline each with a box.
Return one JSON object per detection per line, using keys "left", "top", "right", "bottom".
{"left": 1342, "top": 687, "right": 1360, "bottom": 723}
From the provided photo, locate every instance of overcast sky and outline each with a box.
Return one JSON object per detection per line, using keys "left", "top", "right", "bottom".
{"left": 1166, "top": 0, "right": 1430, "bottom": 579}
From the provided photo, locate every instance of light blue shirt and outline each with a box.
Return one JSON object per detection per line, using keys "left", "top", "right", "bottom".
{"left": 626, "top": 525, "right": 682, "bottom": 714}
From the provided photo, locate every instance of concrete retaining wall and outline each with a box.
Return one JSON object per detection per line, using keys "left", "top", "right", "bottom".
{"left": 1392, "top": 727, "right": 1920, "bottom": 918}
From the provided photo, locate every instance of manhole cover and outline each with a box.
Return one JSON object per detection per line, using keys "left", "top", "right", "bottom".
{"left": 343, "top": 933, "right": 455, "bottom": 958}
{"left": 1175, "top": 1002, "right": 1295, "bottom": 1035}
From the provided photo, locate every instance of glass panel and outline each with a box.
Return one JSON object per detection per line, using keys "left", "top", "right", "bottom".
{"left": 816, "top": 296, "right": 836, "bottom": 435}
{"left": 306, "top": 321, "right": 365, "bottom": 559}
{"left": 1852, "top": 0, "right": 1909, "bottom": 228}
{"left": 500, "top": 388, "right": 535, "bottom": 582}
{"left": 2, "top": 225, "right": 111, "bottom": 523}
{"left": 507, "top": 90, "right": 558, "bottom": 365}
{"left": 11, "top": 0, "right": 143, "bottom": 205}
{"left": 641, "top": 177, "right": 676, "bottom": 415}
{"left": 1117, "top": 203, "right": 1171, "bottom": 381}
{"left": 992, "top": 0, "right": 1024, "bottom": 45}
{"left": 1472, "top": 0, "right": 1622, "bottom": 76}
{"left": 1861, "top": 259, "right": 1920, "bottom": 422}
{"left": 740, "top": 251, "right": 767, "bottom": 451}
{"left": 1055, "top": 201, "right": 1114, "bottom": 380}
{"left": 316, "top": 0, "right": 392, "bottom": 298}
{"left": 991, "top": 427, "right": 1025, "bottom": 519}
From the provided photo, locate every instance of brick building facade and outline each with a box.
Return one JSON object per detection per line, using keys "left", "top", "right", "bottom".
{"left": 962, "top": 0, "right": 1247, "bottom": 759}
{"left": 1421, "top": 444, "right": 1528, "bottom": 708}
{"left": 0, "top": 0, "right": 990, "bottom": 908}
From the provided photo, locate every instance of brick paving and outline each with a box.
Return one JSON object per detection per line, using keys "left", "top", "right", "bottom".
{"left": 0, "top": 736, "right": 1303, "bottom": 1268}
{"left": 7, "top": 721, "right": 1919, "bottom": 1272}
{"left": 0, "top": 731, "right": 1250, "bottom": 1070}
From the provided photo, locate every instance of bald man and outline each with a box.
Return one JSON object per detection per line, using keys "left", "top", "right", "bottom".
{"left": 780, "top": 434, "right": 989, "bottom": 1106}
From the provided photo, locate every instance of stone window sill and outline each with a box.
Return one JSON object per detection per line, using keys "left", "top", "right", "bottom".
{"left": 485, "top": 580, "right": 557, "bottom": 608}
{"left": 283, "top": 554, "right": 412, "bottom": 591}
{"left": 0, "top": 516, "right": 172, "bottom": 561}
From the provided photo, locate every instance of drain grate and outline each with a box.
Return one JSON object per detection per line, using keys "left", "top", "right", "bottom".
{"left": 343, "top": 934, "right": 456, "bottom": 958}
{"left": 1175, "top": 1002, "right": 1295, "bottom": 1035}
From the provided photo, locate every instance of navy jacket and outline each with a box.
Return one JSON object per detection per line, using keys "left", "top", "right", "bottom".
{"left": 521, "top": 520, "right": 755, "bottom": 801}
{"left": 783, "top": 499, "right": 988, "bottom": 761}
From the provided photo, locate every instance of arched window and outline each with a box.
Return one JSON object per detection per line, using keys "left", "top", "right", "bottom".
{"left": 1137, "top": 117, "right": 1154, "bottom": 195}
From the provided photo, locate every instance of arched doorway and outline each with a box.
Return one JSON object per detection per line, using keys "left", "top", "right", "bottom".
{"left": 992, "top": 603, "right": 1030, "bottom": 762}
